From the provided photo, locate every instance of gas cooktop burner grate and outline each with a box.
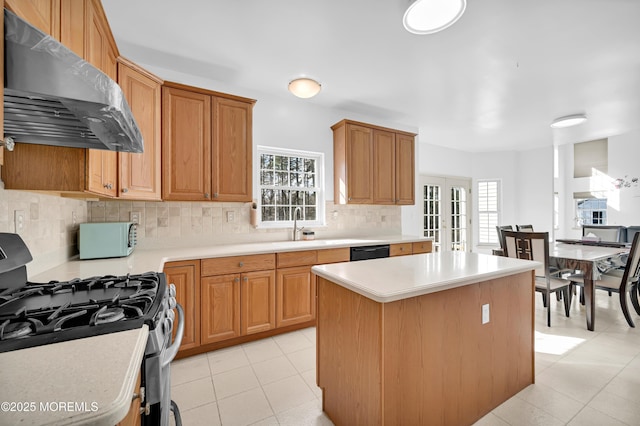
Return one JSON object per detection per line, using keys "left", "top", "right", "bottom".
{"left": 0, "top": 320, "right": 32, "bottom": 340}
{"left": 0, "top": 271, "right": 166, "bottom": 352}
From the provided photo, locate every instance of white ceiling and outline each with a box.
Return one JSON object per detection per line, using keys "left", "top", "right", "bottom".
{"left": 102, "top": 0, "right": 640, "bottom": 152}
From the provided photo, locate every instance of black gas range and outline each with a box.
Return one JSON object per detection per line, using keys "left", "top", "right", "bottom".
{"left": 0, "top": 233, "right": 182, "bottom": 425}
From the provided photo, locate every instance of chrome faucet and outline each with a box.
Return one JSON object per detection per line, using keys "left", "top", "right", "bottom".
{"left": 292, "top": 206, "right": 304, "bottom": 241}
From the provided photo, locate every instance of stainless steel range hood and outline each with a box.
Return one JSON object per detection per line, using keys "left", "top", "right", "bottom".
{"left": 3, "top": 10, "right": 143, "bottom": 153}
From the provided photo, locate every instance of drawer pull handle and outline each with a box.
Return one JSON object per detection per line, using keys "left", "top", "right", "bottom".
{"left": 239, "top": 262, "right": 244, "bottom": 267}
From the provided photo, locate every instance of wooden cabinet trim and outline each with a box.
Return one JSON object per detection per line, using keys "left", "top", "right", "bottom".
{"left": 117, "top": 56, "right": 163, "bottom": 83}
{"left": 163, "top": 80, "right": 256, "bottom": 104}
{"left": 163, "top": 260, "right": 201, "bottom": 352}
{"left": 331, "top": 119, "right": 417, "bottom": 137}
{"left": 201, "top": 254, "right": 276, "bottom": 276}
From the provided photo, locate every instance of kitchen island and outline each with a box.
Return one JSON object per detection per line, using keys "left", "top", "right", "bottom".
{"left": 312, "top": 251, "right": 538, "bottom": 426}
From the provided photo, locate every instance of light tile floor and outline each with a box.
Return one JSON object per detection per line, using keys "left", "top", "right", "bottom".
{"left": 170, "top": 293, "right": 640, "bottom": 425}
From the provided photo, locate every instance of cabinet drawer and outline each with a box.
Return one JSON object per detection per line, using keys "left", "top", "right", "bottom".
{"left": 317, "top": 247, "right": 350, "bottom": 264}
{"left": 390, "top": 243, "right": 412, "bottom": 256}
{"left": 412, "top": 241, "right": 433, "bottom": 254}
{"left": 277, "top": 250, "right": 318, "bottom": 268}
{"left": 202, "top": 254, "right": 275, "bottom": 276}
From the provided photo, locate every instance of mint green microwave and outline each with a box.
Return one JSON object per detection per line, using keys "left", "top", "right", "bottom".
{"left": 79, "top": 222, "right": 137, "bottom": 260}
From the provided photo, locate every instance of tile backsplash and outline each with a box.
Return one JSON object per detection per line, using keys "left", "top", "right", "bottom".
{"left": 0, "top": 184, "right": 87, "bottom": 276}
{"left": 88, "top": 200, "right": 402, "bottom": 248}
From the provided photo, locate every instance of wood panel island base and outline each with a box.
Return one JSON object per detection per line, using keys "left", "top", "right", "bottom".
{"left": 313, "top": 252, "right": 538, "bottom": 426}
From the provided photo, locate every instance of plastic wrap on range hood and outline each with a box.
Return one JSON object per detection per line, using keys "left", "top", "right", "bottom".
{"left": 3, "top": 9, "right": 143, "bottom": 153}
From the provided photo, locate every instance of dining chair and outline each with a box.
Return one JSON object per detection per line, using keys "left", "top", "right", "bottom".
{"left": 567, "top": 232, "right": 640, "bottom": 327}
{"left": 516, "top": 224, "right": 534, "bottom": 231}
{"left": 582, "top": 225, "right": 626, "bottom": 243}
{"left": 502, "top": 230, "right": 571, "bottom": 327}
{"left": 494, "top": 225, "right": 513, "bottom": 256}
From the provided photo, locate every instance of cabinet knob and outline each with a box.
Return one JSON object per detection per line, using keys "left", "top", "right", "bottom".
{"left": 243, "top": 277, "right": 248, "bottom": 282}
{"left": 122, "top": 188, "right": 128, "bottom": 193}
{"left": 239, "top": 262, "right": 244, "bottom": 267}
{"left": 348, "top": 197, "right": 352, "bottom": 201}
{"left": 400, "top": 247, "right": 404, "bottom": 251}
{"left": 214, "top": 193, "right": 219, "bottom": 198}
{"left": 234, "top": 277, "right": 240, "bottom": 283}
{"left": 204, "top": 193, "right": 210, "bottom": 198}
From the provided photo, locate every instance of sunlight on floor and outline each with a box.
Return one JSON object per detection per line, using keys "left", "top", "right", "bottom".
{"left": 534, "top": 331, "right": 585, "bottom": 355}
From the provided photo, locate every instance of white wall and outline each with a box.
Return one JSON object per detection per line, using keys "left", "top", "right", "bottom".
{"left": 556, "top": 129, "right": 640, "bottom": 239}
{"left": 515, "top": 146, "right": 554, "bottom": 234}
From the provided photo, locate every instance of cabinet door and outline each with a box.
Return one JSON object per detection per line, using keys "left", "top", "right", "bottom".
{"left": 201, "top": 274, "right": 241, "bottom": 344}
{"left": 395, "top": 134, "right": 415, "bottom": 205}
{"left": 276, "top": 266, "right": 316, "bottom": 327}
{"left": 373, "top": 129, "right": 396, "bottom": 204}
{"left": 85, "top": 0, "right": 118, "bottom": 197}
{"left": 162, "top": 87, "right": 212, "bottom": 200}
{"left": 212, "top": 97, "right": 253, "bottom": 202}
{"left": 5, "top": 0, "right": 60, "bottom": 39}
{"left": 346, "top": 124, "right": 373, "bottom": 204}
{"left": 241, "top": 270, "right": 276, "bottom": 335}
{"left": 163, "top": 260, "right": 201, "bottom": 352}
{"left": 60, "top": 0, "right": 85, "bottom": 56}
{"left": 86, "top": 150, "right": 117, "bottom": 197}
{"left": 118, "top": 60, "right": 162, "bottom": 200}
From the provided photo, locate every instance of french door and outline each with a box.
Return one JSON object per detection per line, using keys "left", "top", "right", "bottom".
{"left": 420, "top": 176, "right": 471, "bottom": 252}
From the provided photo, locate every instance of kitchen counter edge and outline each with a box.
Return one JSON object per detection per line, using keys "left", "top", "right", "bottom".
{"left": 312, "top": 251, "right": 540, "bottom": 303}
{"left": 31, "top": 235, "right": 433, "bottom": 282}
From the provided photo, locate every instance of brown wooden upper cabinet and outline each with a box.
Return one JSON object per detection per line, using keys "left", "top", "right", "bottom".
{"left": 162, "top": 81, "right": 255, "bottom": 202}
{"left": 332, "top": 119, "right": 416, "bottom": 205}
{"left": 1, "top": 1, "right": 164, "bottom": 200}
{"left": 117, "top": 58, "right": 163, "bottom": 200}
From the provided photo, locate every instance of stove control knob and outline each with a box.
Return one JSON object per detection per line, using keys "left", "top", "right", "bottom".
{"left": 168, "top": 296, "right": 177, "bottom": 310}
{"left": 164, "top": 316, "right": 174, "bottom": 335}
{"left": 168, "top": 284, "right": 177, "bottom": 298}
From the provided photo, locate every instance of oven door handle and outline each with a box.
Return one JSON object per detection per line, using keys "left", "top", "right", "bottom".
{"left": 162, "top": 303, "right": 184, "bottom": 368}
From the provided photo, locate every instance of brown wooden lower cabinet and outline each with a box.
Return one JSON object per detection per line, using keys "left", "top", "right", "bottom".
{"left": 317, "top": 271, "right": 534, "bottom": 426}
{"left": 276, "top": 266, "right": 316, "bottom": 327}
{"left": 163, "top": 260, "right": 201, "bottom": 352}
{"left": 201, "top": 274, "right": 241, "bottom": 344}
{"left": 241, "top": 270, "right": 276, "bottom": 335}
{"left": 116, "top": 369, "right": 142, "bottom": 426}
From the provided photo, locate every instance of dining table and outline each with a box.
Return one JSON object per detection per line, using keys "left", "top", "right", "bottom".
{"left": 550, "top": 243, "right": 629, "bottom": 331}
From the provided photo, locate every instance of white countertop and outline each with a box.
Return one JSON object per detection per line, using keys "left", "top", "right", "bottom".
{"left": 0, "top": 326, "right": 148, "bottom": 426}
{"left": 31, "top": 235, "right": 431, "bottom": 282}
{"left": 312, "top": 251, "right": 539, "bottom": 303}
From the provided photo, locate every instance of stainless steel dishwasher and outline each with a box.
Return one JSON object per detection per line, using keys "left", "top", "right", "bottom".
{"left": 350, "top": 244, "right": 390, "bottom": 261}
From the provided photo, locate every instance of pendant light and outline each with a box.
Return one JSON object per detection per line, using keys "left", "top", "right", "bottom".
{"left": 403, "top": 0, "right": 467, "bottom": 35}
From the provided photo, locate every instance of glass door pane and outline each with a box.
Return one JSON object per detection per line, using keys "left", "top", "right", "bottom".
{"left": 423, "top": 183, "right": 442, "bottom": 252}
{"left": 421, "top": 176, "right": 471, "bottom": 252}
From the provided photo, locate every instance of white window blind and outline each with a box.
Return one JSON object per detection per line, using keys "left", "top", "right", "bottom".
{"left": 478, "top": 180, "right": 500, "bottom": 244}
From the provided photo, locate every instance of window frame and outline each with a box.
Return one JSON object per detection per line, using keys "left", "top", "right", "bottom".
{"left": 575, "top": 198, "right": 607, "bottom": 226}
{"left": 477, "top": 179, "right": 501, "bottom": 246}
{"left": 256, "top": 145, "right": 325, "bottom": 229}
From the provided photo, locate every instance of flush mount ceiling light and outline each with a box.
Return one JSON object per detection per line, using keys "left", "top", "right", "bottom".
{"left": 288, "top": 78, "right": 321, "bottom": 99}
{"left": 403, "top": 0, "right": 467, "bottom": 35}
{"left": 550, "top": 114, "right": 588, "bottom": 129}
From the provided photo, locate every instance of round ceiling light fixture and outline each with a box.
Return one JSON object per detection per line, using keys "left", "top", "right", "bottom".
{"left": 403, "top": 0, "right": 467, "bottom": 35}
{"left": 550, "top": 114, "right": 588, "bottom": 129}
{"left": 288, "top": 78, "right": 322, "bottom": 99}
